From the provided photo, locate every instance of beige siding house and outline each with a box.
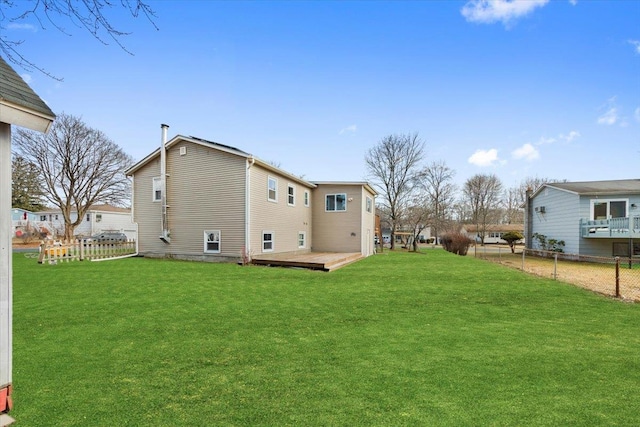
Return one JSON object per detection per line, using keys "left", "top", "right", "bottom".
{"left": 126, "top": 132, "right": 377, "bottom": 263}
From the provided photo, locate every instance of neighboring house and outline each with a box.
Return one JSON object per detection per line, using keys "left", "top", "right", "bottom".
{"left": 461, "top": 224, "right": 525, "bottom": 244}
{"left": 125, "top": 131, "right": 377, "bottom": 263}
{"left": 524, "top": 179, "right": 640, "bottom": 257}
{"left": 34, "top": 205, "right": 136, "bottom": 240}
{"left": 11, "top": 208, "right": 40, "bottom": 237}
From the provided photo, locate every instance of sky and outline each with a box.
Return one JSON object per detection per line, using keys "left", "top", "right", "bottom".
{"left": 6, "top": 0, "right": 640, "bottom": 190}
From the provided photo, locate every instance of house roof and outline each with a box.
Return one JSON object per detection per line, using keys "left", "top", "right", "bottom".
{"left": 126, "top": 134, "right": 317, "bottom": 188}
{"left": 312, "top": 181, "right": 378, "bottom": 196}
{"left": 536, "top": 179, "right": 640, "bottom": 197}
{"left": 0, "top": 56, "right": 55, "bottom": 131}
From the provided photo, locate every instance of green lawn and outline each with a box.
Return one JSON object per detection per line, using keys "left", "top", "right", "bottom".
{"left": 11, "top": 250, "right": 640, "bottom": 426}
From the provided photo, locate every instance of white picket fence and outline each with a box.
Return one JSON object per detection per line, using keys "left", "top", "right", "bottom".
{"left": 38, "top": 240, "right": 136, "bottom": 264}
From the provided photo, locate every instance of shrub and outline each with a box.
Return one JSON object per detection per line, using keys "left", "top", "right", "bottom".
{"left": 440, "top": 233, "right": 474, "bottom": 256}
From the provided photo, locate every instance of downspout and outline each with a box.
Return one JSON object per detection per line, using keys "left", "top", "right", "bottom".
{"left": 159, "top": 124, "right": 170, "bottom": 243}
{"left": 525, "top": 187, "right": 533, "bottom": 250}
{"left": 129, "top": 175, "right": 139, "bottom": 257}
{"left": 245, "top": 157, "right": 256, "bottom": 259}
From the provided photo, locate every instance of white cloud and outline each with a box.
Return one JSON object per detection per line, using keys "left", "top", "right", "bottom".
{"left": 629, "top": 40, "right": 640, "bottom": 55}
{"left": 468, "top": 148, "right": 500, "bottom": 166}
{"left": 512, "top": 143, "right": 539, "bottom": 161}
{"left": 635, "top": 107, "right": 640, "bottom": 123}
{"left": 537, "top": 136, "right": 556, "bottom": 145}
{"left": 7, "top": 23, "right": 36, "bottom": 31}
{"left": 597, "top": 97, "right": 622, "bottom": 126}
{"left": 559, "top": 130, "right": 580, "bottom": 142}
{"left": 569, "top": 0, "right": 578, "bottom": 5}
{"left": 339, "top": 124, "right": 357, "bottom": 135}
{"left": 20, "top": 74, "right": 32, "bottom": 84}
{"left": 461, "top": 0, "right": 549, "bottom": 25}
{"left": 597, "top": 107, "right": 619, "bottom": 126}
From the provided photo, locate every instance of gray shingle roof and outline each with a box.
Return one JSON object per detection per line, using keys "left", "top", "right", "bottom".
{"left": 0, "top": 56, "right": 55, "bottom": 118}
{"left": 547, "top": 179, "right": 640, "bottom": 195}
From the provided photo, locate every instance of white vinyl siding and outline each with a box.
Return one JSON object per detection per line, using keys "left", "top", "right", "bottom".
{"left": 204, "top": 230, "right": 221, "bottom": 253}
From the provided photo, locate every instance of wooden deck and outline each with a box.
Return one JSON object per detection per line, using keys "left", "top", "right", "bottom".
{"left": 251, "top": 252, "right": 363, "bottom": 271}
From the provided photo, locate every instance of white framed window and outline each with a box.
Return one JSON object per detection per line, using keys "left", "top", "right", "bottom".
{"left": 262, "top": 231, "right": 274, "bottom": 252}
{"left": 304, "top": 190, "right": 310, "bottom": 207}
{"left": 298, "top": 231, "right": 306, "bottom": 249}
{"left": 204, "top": 230, "right": 221, "bottom": 253}
{"left": 268, "top": 176, "right": 277, "bottom": 202}
{"left": 326, "top": 193, "right": 347, "bottom": 212}
{"left": 40, "top": 215, "right": 46, "bottom": 221}
{"left": 591, "top": 199, "right": 628, "bottom": 220}
{"left": 86, "top": 214, "right": 90, "bottom": 221}
{"left": 366, "top": 196, "right": 372, "bottom": 213}
{"left": 96, "top": 214, "right": 102, "bottom": 223}
{"left": 288, "top": 184, "right": 295, "bottom": 206}
{"left": 153, "top": 177, "right": 162, "bottom": 202}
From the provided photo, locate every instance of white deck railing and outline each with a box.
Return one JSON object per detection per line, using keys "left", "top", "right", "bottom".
{"left": 580, "top": 215, "right": 640, "bottom": 238}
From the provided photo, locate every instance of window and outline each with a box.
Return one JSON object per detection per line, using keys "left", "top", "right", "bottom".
{"left": 204, "top": 230, "right": 221, "bottom": 253}
{"left": 96, "top": 214, "right": 102, "bottom": 223}
{"left": 326, "top": 193, "right": 347, "bottom": 211}
{"left": 262, "top": 231, "right": 274, "bottom": 252}
{"left": 288, "top": 184, "right": 295, "bottom": 206}
{"left": 153, "top": 177, "right": 162, "bottom": 202}
{"left": 86, "top": 214, "right": 90, "bottom": 221}
{"left": 591, "top": 199, "right": 627, "bottom": 220}
{"left": 366, "top": 197, "right": 372, "bottom": 213}
{"left": 40, "top": 215, "right": 46, "bottom": 221}
{"left": 304, "top": 190, "right": 310, "bottom": 207}
{"left": 298, "top": 231, "right": 306, "bottom": 248}
{"left": 268, "top": 177, "right": 277, "bottom": 202}
{"left": 55, "top": 214, "right": 59, "bottom": 220}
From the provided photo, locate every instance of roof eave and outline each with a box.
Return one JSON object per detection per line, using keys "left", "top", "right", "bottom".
{"left": 0, "top": 101, "right": 55, "bottom": 133}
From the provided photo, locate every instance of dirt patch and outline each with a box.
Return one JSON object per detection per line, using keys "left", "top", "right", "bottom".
{"left": 479, "top": 250, "right": 640, "bottom": 302}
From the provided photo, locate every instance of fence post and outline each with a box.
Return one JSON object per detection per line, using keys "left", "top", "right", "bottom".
{"left": 615, "top": 257, "right": 620, "bottom": 298}
{"left": 553, "top": 253, "right": 558, "bottom": 280}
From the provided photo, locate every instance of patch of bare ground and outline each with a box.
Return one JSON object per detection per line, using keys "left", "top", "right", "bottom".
{"left": 477, "top": 247, "right": 640, "bottom": 302}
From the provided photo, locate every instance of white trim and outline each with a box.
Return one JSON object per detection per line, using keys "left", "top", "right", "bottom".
{"left": 325, "top": 193, "right": 347, "bottom": 212}
{"left": 304, "top": 190, "right": 310, "bottom": 207}
{"left": 298, "top": 231, "right": 306, "bottom": 249}
{"left": 268, "top": 176, "right": 278, "bottom": 203}
{"left": 152, "top": 176, "right": 162, "bottom": 202}
{"left": 262, "top": 230, "right": 274, "bottom": 252}
{"left": 590, "top": 198, "right": 629, "bottom": 220}
{"left": 204, "top": 230, "right": 221, "bottom": 253}
{"left": 287, "top": 183, "right": 295, "bottom": 206}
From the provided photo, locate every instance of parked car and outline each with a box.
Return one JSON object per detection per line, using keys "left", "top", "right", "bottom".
{"left": 88, "top": 232, "right": 128, "bottom": 243}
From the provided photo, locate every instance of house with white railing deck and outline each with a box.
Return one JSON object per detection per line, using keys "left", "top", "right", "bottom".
{"left": 525, "top": 179, "right": 640, "bottom": 257}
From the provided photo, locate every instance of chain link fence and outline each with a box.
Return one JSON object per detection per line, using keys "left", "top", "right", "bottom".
{"left": 474, "top": 245, "right": 640, "bottom": 302}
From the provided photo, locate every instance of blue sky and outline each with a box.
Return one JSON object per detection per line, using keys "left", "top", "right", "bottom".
{"left": 9, "top": 0, "right": 640, "bottom": 189}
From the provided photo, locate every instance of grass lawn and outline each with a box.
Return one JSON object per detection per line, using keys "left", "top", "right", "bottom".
{"left": 10, "top": 249, "right": 640, "bottom": 426}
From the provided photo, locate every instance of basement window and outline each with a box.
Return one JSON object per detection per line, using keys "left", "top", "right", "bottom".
{"left": 262, "top": 231, "right": 274, "bottom": 252}
{"left": 204, "top": 230, "right": 221, "bottom": 253}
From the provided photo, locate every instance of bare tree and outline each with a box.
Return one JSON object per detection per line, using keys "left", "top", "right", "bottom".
{"left": 417, "top": 161, "right": 457, "bottom": 244}
{"left": 1, "top": 0, "right": 157, "bottom": 78}
{"left": 403, "top": 195, "right": 431, "bottom": 252}
{"left": 13, "top": 113, "right": 134, "bottom": 240}
{"left": 463, "top": 173, "right": 503, "bottom": 245}
{"left": 502, "top": 186, "right": 523, "bottom": 224}
{"left": 365, "top": 133, "right": 425, "bottom": 250}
